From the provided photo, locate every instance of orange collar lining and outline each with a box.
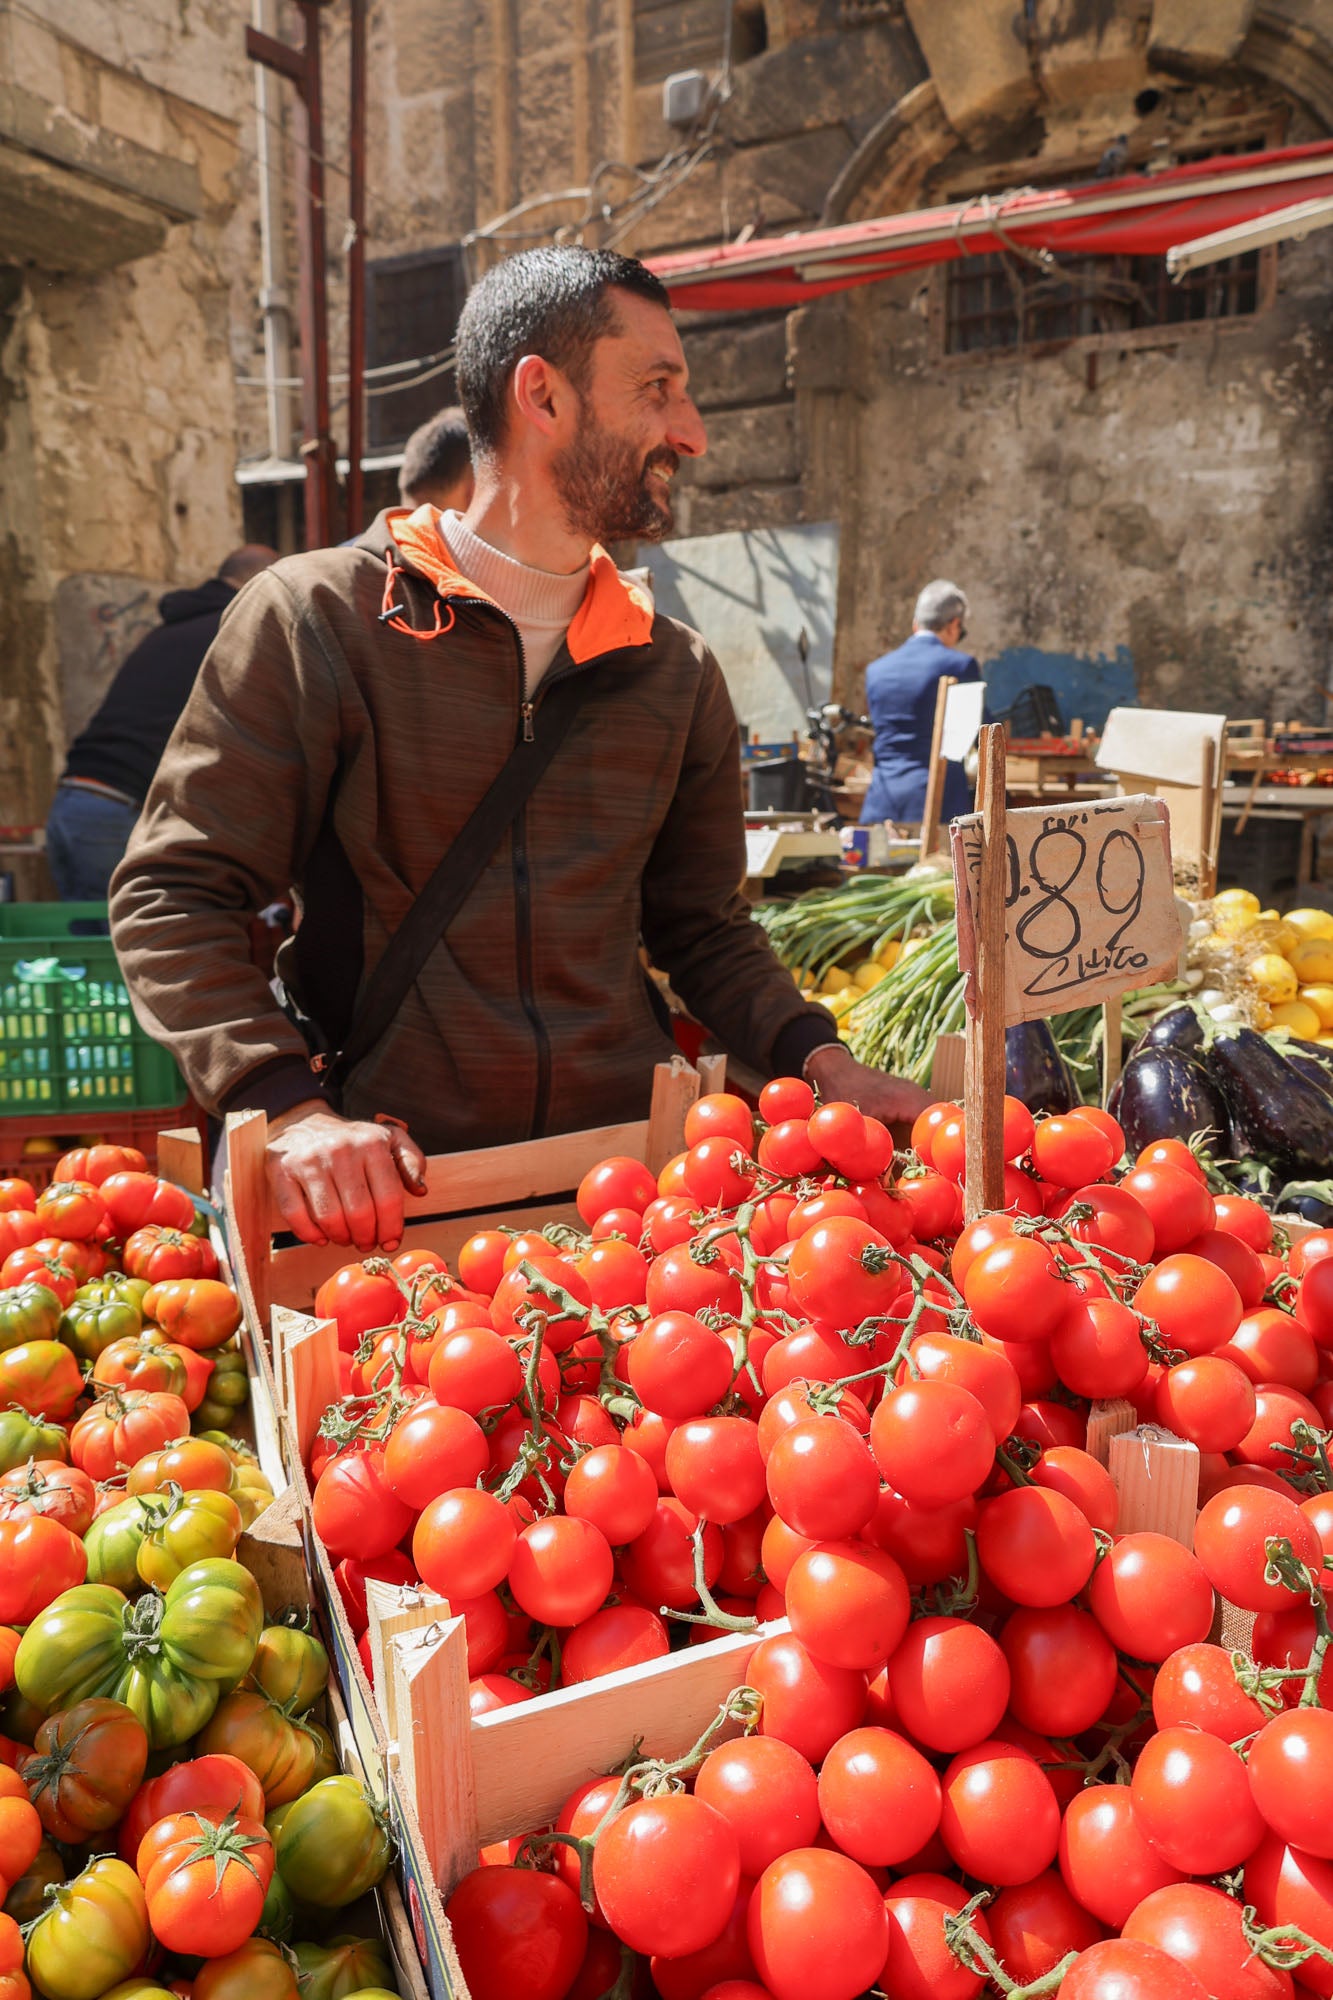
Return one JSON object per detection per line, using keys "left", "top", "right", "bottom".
{"left": 386, "top": 505, "right": 655, "bottom": 663}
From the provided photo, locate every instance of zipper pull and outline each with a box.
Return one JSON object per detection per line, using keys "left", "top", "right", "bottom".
{"left": 521, "top": 701, "right": 535, "bottom": 742}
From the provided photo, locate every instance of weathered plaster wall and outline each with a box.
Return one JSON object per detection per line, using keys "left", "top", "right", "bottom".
{"left": 832, "top": 224, "right": 1333, "bottom": 725}
{"left": 0, "top": 0, "right": 250, "bottom": 827}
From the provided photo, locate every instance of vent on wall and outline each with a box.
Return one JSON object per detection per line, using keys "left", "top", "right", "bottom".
{"left": 366, "top": 246, "right": 467, "bottom": 450}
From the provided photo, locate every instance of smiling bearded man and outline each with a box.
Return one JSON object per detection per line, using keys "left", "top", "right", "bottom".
{"left": 110, "top": 245, "right": 930, "bottom": 1253}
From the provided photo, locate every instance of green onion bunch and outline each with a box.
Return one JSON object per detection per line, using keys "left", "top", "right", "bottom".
{"left": 752, "top": 873, "right": 956, "bottom": 987}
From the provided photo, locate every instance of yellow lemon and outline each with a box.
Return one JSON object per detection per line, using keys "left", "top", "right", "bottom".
{"left": 1270, "top": 999, "right": 1323, "bottom": 1040}
{"left": 1259, "top": 907, "right": 1280, "bottom": 920}
{"left": 1289, "top": 938, "right": 1333, "bottom": 985}
{"left": 820, "top": 970, "right": 849, "bottom": 996}
{"left": 1215, "top": 887, "right": 1261, "bottom": 914}
{"left": 1300, "top": 985, "right": 1333, "bottom": 1028}
{"left": 827, "top": 986, "right": 862, "bottom": 1019}
{"left": 899, "top": 936, "right": 931, "bottom": 961}
{"left": 874, "top": 940, "right": 902, "bottom": 972}
{"left": 1249, "top": 952, "right": 1299, "bottom": 1004}
{"left": 852, "top": 961, "right": 886, "bottom": 992}
{"left": 1215, "top": 905, "right": 1260, "bottom": 939}
{"left": 1274, "top": 920, "right": 1302, "bottom": 955}
{"left": 1284, "top": 907, "right": 1333, "bottom": 942}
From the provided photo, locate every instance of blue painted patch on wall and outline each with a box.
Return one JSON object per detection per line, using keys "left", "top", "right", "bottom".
{"left": 981, "top": 646, "right": 1137, "bottom": 733}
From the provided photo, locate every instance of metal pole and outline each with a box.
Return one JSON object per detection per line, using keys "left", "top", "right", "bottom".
{"left": 345, "top": 0, "right": 367, "bottom": 539}
{"left": 247, "top": 3, "right": 336, "bottom": 548}
{"left": 252, "top": 0, "right": 294, "bottom": 464}
{"left": 296, "top": 0, "right": 335, "bottom": 544}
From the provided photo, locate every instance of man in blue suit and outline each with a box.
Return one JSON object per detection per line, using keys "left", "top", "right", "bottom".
{"left": 861, "top": 580, "right": 981, "bottom": 826}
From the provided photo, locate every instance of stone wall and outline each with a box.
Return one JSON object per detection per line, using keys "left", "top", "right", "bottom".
{"left": 0, "top": 0, "right": 251, "bottom": 832}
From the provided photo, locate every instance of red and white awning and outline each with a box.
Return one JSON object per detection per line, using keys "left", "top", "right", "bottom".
{"left": 647, "top": 140, "right": 1333, "bottom": 311}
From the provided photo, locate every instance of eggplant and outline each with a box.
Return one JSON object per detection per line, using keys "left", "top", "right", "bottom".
{"left": 1209, "top": 1027, "right": 1333, "bottom": 1178}
{"left": 1278, "top": 1182, "right": 1333, "bottom": 1226}
{"left": 1005, "top": 1020, "right": 1077, "bottom": 1115}
{"left": 1135, "top": 1004, "right": 1206, "bottom": 1056}
{"left": 1112, "top": 1043, "right": 1231, "bottom": 1158}
{"left": 1282, "top": 1048, "right": 1333, "bottom": 1101}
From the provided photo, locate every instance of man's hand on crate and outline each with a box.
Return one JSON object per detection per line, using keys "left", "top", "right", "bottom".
{"left": 805, "top": 1043, "right": 933, "bottom": 1136}
{"left": 266, "top": 1102, "right": 427, "bottom": 1251}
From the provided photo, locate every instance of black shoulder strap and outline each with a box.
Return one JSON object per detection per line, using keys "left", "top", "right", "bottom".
{"left": 320, "top": 668, "right": 598, "bottom": 1092}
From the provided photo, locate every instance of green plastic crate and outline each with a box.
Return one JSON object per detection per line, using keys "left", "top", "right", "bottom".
{"left": 0, "top": 902, "right": 184, "bottom": 1113}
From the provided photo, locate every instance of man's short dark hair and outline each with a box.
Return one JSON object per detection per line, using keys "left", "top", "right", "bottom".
{"left": 399, "top": 405, "right": 473, "bottom": 504}
{"left": 456, "top": 247, "right": 671, "bottom": 456}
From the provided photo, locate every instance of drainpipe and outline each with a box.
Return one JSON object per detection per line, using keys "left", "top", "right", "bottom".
{"left": 253, "top": 0, "right": 294, "bottom": 461}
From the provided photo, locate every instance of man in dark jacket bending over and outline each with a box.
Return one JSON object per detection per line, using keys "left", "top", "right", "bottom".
{"left": 46, "top": 545, "right": 278, "bottom": 899}
{"left": 110, "top": 248, "right": 928, "bottom": 1252}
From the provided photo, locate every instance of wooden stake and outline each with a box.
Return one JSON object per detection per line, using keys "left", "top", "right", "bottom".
{"left": 1108, "top": 1425, "right": 1200, "bottom": 1544}
{"left": 1101, "top": 993, "right": 1124, "bottom": 1107}
{"left": 963, "top": 723, "right": 1008, "bottom": 1221}
{"left": 918, "top": 674, "right": 957, "bottom": 862}
{"left": 364, "top": 1579, "right": 448, "bottom": 1742}
{"left": 278, "top": 1309, "right": 339, "bottom": 1469}
{"left": 645, "top": 1056, "right": 701, "bottom": 1175}
{"left": 1086, "top": 1397, "right": 1137, "bottom": 1468}
{"left": 390, "top": 1616, "right": 477, "bottom": 1896}
{"left": 224, "top": 1109, "right": 272, "bottom": 1330}
{"left": 697, "top": 1052, "right": 728, "bottom": 1095}
{"left": 156, "top": 1127, "right": 204, "bottom": 1195}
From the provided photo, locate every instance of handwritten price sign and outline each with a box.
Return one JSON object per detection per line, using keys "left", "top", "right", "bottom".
{"left": 951, "top": 794, "right": 1182, "bottom": 1024}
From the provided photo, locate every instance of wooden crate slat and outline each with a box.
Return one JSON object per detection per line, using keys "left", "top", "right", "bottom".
{"left": 1108, "top": 1425, "right": 1200, "bottom": 1543}
{"left": 467, "top": 1622, "right": 783, "bottom": 1851}
{"left": 269, "top": 1202, "right": 585, "bottom": 1305}
{"left": 260, "top": 1117, "right": 650, "bottom": 1236}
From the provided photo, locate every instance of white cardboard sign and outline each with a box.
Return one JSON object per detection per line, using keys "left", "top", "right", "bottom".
{"left": 951, "top": 793, "right": 1182, "bottom": 1024}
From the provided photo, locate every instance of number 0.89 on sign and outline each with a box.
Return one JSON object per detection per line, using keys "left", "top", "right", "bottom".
{"left": 951, "top": 793, "right": 1182, "bottom": 1025}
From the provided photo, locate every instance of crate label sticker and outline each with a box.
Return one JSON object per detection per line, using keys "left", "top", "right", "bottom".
{"left": 951, "top": 793, "right": 1182, "bottom": 1024}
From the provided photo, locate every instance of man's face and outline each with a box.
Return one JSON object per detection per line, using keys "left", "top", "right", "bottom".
{"left": 550, "top": 291, "right": 706, "bottom": 545}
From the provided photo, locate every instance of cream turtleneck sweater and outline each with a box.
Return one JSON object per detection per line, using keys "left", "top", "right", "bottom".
{"left": 441, "top": 510, "right": 589, "bottom": 697}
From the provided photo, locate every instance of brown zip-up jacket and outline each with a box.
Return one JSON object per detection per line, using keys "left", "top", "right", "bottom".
{"left": 108, "top": 506, "right": 838, "bottom": 1154}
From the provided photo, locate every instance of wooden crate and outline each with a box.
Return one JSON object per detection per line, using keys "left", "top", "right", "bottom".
{"left": 218, "top": 1058, "right": 743, "bottom": 2000}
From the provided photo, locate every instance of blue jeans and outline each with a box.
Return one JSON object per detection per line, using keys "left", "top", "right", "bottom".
{"left": 45, "top": 783, "right": 140, "bottom": 901}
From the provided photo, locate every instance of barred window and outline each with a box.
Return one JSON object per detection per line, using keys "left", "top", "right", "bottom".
{"left": 365, "top": 246, "right": 467, "bottom": 450}
{"left": 942, "top": 246, "right": 1264, "bottom": 358}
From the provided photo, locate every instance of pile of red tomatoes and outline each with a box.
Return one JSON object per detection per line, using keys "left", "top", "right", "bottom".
{"left": 304, "top": 1082, "right": 1333, "bottom": 2000}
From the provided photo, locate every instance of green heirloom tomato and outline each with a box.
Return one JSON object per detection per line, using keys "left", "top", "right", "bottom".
{"left": 245, "top": 1622, "right": 329, "bottom": 1714}
{"left": 0, "top": 1407, "right": 68, "bottom": 1474}
{"left": 25, "top": 1855, "right": 150, "bottom": 2000}
{"left": 292, "top": 1935, "right": 396, "bottom": 2000}
{"left": 272, "top": 1776, "right": 392, "bottom": 1908}
{"left": 59, "top": 1280, "right": 145, "bottom": 1364}
{"left": 14, "top": 1584, "right": 130, "bottom": 1711}
{"left": 84, "top": 1496, "right": 157, "bottom": 1593}
{"left": 191, "top": 1343, "right": 248, "bottom": 1434}
{"left": 15, "top": 1582, "right": 219, "bottom": 1747}
{"left": 0, "top": 1282, "right": 63, "bottom": 1350}
{"left": 136, "top": 1487, "right": 243, "bottom": 1590}
{"left": 16, "top": 1559, "right": 260, "bottom": 1750}
{"left": 160, "top": 1559, "right": 263, "bottom": 1683}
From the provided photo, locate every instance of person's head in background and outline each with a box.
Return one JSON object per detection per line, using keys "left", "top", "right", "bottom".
{"left": 912, "top": 579, "right": 969, "bottom": 651}
{"left": 399, "top": 406, "right": 475, "bottom": 513}
{"left": 218, "top": 545, "right": 280, "bottom": 590}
